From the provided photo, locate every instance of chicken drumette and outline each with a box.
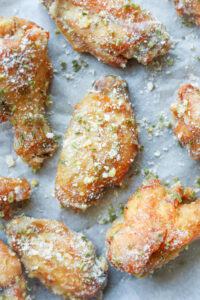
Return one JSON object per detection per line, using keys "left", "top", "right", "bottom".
{"left": 0, "top": 240, "right": 27, "bottom": 300}
{"left": 0, "top": 17, "right": 57, "bottom": 168}
{"left": 171, "top": 84, "right": 200, "bottom": 159}
{"left": 172, "top": 0, "right": 200, "bottom": 26}
{"left": 0, "top": 176, "right": 31, "bottom": 220}
{"left": 106, "top": 178, "right": 200, "bottom": 277}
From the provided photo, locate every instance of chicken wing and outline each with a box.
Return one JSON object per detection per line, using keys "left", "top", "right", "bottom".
{"left": 41, "top": 0, "right": 171, "bottom": 67}
{"left": 0, "top": 176, "right": 31, "bottom": 220}
{"left": 0, "top": 17, "right": 57, "bottom": 168}
{"left": 106, "top": 178, "right": 200, "bottom": 277}
{"left": 55, "top": 75, "right": 138, "bottom": 211}
{"left": 0, "top": 240, "right": 27, "bottom": 300}
{"left": 6, "top": 217, "right": 108, "bottom": 300}
{"left": 172, "top": 0, "right": 200, "bottom": 25}
{"left": 170, "top": 84, "right": 200, "bottom": 159}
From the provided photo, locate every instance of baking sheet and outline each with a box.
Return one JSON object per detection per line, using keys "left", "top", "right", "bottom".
{"left": 0, "top": 0, "right": 200, "bottom": 299}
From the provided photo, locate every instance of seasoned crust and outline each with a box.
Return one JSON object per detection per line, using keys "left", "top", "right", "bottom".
{"left": 6, "top": 217, "right": 108, "bottom": 300}
{"left": 0, "top": 16, "right": 57, "bottom": 168}
{"left": 106, "top": 178, "right": 200, "bottom": 277}
{"left": 42, "top": 0, "right": 171, "bottom": 67}
{"left": 0, "top": 176, "right": 31, "bottom": 220}
{"left": 172, "top": 0, "right": 200, "bottom": 25}
{"left": 55, "top": 75, "right": 138, "bottom": 211}
{"left": 170, "top": 84, "right": 200, "bottom": 159}
{"left": 0, "top": 240, "right": 27, "bottom": 300}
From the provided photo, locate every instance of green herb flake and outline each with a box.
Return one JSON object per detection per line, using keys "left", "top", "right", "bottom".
{"left": 126, "top": 119, "right": 135, "bottom": 126}
{"left": 72, "top": 60, "right": 82, "bottom": 72}
{"left": 18, "top": 134, "right": 24, "bottom": 146}
{"left": 0, "top": 211, "right": 4, "bottom": 217}
{"left": 72, "top": 142, "right": 79, "bottom": 149}
{"left": 11, "top": 105, "right": 17, "bottom": 112}
{"left": 140, "top": 145, "right": 144, "bottom": 152}
{"left": 148, "top": 41, "right": 154, "bottom": 48}
{"left": 171, "top": 192, "right": 182, "bottom": 203}
{"left": 155, "top": 29, "right": 162, "bottom": 35}
{"left": 80, "top": 262, "right": 86, "bottom": 270}
{"left": 82, "top": 10, "right": 88, "bottom": 15}
{"left": 124, "top": 4, "right": 131, "bottom": 9}
{"left": 116, "top": 39, "right": 121, "bottom": 46}
{"left": 28, "top": 80, "right": 35, "bottom": 86}
{"left": 168, "top": 59, "right": 174, "bottom": 67}
{"left": 61, "top": 62, "right": 67, "bottom": 69}
{"left": 8, "top": 193, "right": 14, "bottom": 203}
{"left": 108, "top": 204, "right": 117, "bottom": 223}
{"left": 55, "top": 28, "right": 61, "bottom": 34}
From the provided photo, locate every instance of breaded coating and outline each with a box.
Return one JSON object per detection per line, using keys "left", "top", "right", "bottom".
{"left": 0, "top": 177, "right": 31, "bottom": 220}
{"left": 170, "top": 84, "right": 200, "bottom": 159}
{"left": 106, "top": 178, "right": 200, "bottom": 277}
{"left": 0, "top": 240, "right": 27, "bottom": 300}
{"left": 55, "top": 75, "right": 138, "bottom": 211}
{"left": 172, "top": 0, "right": 200, "bottom": 25}
{"left": 41, "top": 0, "right": 171, "bottom": 67}
{"left": 6, "top": 217, "right": 108, "bottom": 300}
{"left": 0, "top": 17, "right": 57, "bottom": 168}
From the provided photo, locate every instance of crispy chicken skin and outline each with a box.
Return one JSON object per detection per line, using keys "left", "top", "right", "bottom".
{"left": 0, "top": 17, "right": 57, "bottom": 168}
{"left": 55, "top": 75, "right": 138, "bottom": 211}
{"left": 106, "top": 178, "right": 200, "bottom": 277}
{"left": 172, "top": 0, "right": 200, "bottom": 25}
{"left": 6, "top": 217, "right": 108, "bottom": 300}
{"left": 0, "top": 240, "right": 27, "bottom": 300}
{"left": 41, "top": 0, "right": 171, "bottom": 67}
{"left": 0, "top": 177, "right": 31, "bottom": 220}
{"left": 170, "top": 84, "right": 200, "bottom": 159}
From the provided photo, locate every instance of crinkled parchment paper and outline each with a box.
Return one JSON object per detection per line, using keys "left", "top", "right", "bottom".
{"left": 0, "top": 0, "right": 200, "bottom": 299}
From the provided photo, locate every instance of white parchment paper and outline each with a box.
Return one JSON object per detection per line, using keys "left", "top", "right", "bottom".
{"left": 0, "top": 0, "right": 200, "bottom": 299}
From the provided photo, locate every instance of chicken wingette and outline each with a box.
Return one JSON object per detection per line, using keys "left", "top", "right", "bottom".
{"left": 42, "top": 0, "right": 171, "bottom": 67}
{"left": 55, "top": 75, "right": 138, "bottom": 211}
{"left": 6, "top": 217, "right": 108, "bottom": 300}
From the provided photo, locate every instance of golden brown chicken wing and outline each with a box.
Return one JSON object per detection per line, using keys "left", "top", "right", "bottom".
{"left": 42, "top": 0, "right": 171, "bottom": 67}
{"left": 6, "top": 217, "right": 108, "bottom": 300}
{"left": 55, "top": 75, "right": 138, "bottom": 211}
{"left": 170, "top": 84, "right": 200, "bottom": 159}
{"left": 0, "top": 17, "right": 57, "bottom": 168}
{"left": 0, "top": 176, "right": 31, "bottom": 220}
{"left": 172, "top": 0, "right": 200, "bottom": 25}
{"left": 0, "top": 240, "right": 27, "bottom": 300}
{"left": 106, "top": 178, "right": 200, "bottom": 277}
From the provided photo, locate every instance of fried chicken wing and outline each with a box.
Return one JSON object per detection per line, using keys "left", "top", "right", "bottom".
{"left": 170, "top": 84, "right": 200, "bottom": 159}
{"left": 172, "top": 0, "right": 200, "bottom": 25}
{"left": 0, "top": 177, "right": 31, "bottom": 220}
{"left": 55, "top": 75, "right": 138, "bottom": 211}
{"left": 106, "top": 178, "right": 200, "bottom": 277}
{"left": 0, "top": 240, "right": 27, "bottom": 300}
{"left": 0, "top": 17, "right": 57, "bottom": 168}
{"left": 42, "top": 0, "right": 171, "bottom": 67}
{"left": 6, "top": 217, "right": 108, "bottom": 300}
